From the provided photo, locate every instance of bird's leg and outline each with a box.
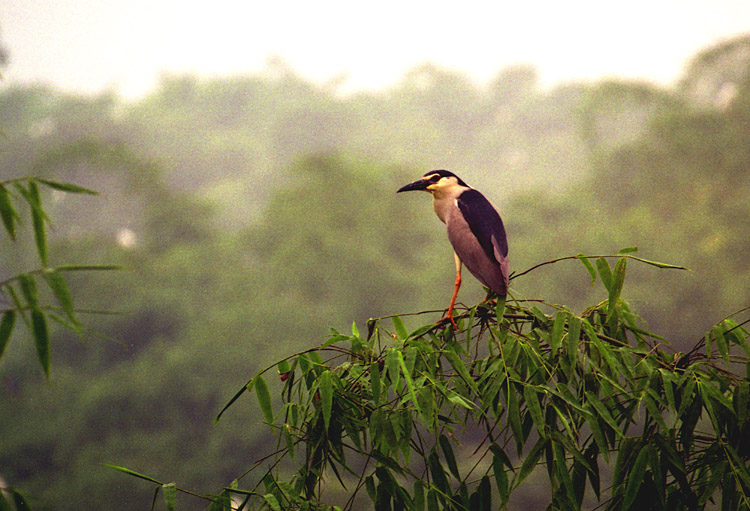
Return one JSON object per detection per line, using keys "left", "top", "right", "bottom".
{"left": 441, "top": 253, "right": 462, "bottom": 328}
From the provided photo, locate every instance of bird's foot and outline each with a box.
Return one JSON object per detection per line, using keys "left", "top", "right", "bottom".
{"left": 438, "top": 313, "right": 458, "bottom": 330}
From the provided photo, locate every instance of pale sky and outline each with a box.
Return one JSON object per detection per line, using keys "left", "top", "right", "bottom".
{"left": 2, "top": 0, "right": 750, "bottom": 99}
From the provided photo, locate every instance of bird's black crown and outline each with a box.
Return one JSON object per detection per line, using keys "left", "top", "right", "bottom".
{"left": 424, "top": 170, "right": 468, "bottom": 187}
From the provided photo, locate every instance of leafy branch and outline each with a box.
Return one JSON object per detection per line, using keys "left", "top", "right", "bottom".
{"left": 110, "top": 251, "right": 750, "bottom": 510}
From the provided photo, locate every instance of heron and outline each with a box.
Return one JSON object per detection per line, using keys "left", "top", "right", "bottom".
{"left": 397, "top": 170, "right": 509, "bottom": 326}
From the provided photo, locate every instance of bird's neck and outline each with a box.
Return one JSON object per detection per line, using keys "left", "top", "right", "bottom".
{"left": 431, "top": 186, "right": 469, "bottom": 224}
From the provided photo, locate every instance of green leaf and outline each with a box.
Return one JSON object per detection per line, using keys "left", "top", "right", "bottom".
{"left": 712, "top": 325, "right": 730, "bottom": 365}
{"left": 566, "top": 315, "right": 581, "bottom": 365}
{"left": 163, "top": 482, "right": 177, "bottom": 511}
{"left": 396, "top": 350, "right": 421, "bottom": 416}
{"left": 618, "top": 246, "right": 638, "bottom": 254}
{"left": 0, "top": 491, "right": 12, "bottom": 511}
{"left": 549, "top": 311, "right": 566, "bottom": 353}
{"left": 351, "top": 320, "right": 360, "bottom": 338}
{"left": 319, "top": 370, "right": 333, "bottom": 431}
{"left": 43, "top": 269, "right": 78, "bottom": 324}
{"left": 0, "top": 310, "right": 16, "bottom": 362}
{"left": 262, "top": 493, "right": 282, "bottom": 511}
{"left": 104, "top": 463, "right": 164, "bottom": 484}
{"left": 585, "top": 393, "right": 623, "bottom": 438}
{"left": 577, "top": 254, "right": 597, "bottom": 286}
{"left": 608, "top": 258, "right": 626, "bottom": 311}
{"left": 18, "top": 273, "right": 38, "bottom": 306}
{"left": 513, "top": 437, "right": 546, "bottom": 489}
{"left": 254, "top": 375, "right": 273, "bottom": 424}
{"left": 444, "top": 347, "right": 478, "bottom": 394}
{"left": 524, "top": 385, "right": 546, "bottom": 436}
{"left": 370, "top": 362, "right": 382, "bottom": 407}
{"left": 439, "top": 434, "right": 460, "bottom": 480}
{"left": 491, "top": 444, "right": 510, "bottom": 502}
{"left": 28, "top": 180, "right": 48, "bottom": 266}
{"left": 10, "top": 491, "right": 31, "bottom": 511}
{"left": 35, "top": 178, "right": 98, "bottom": 195}
{"left": 31, "top": 308, "right": 50, "bottom": 377}
{"left": 392, "top": 316, "right": 408, "bottom": 340}
{"left": 622, "top": 443, "right": 648, "bottom": 510}
{"left": 595, "top": 257, "right": 612, "bottom": 292}
{"left": 0, "top": 184, "right": 17, "bottom": 239}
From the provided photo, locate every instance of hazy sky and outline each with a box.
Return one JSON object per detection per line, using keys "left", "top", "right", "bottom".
{"left": 3, "top": 0, "right": 750, "bottom": 99}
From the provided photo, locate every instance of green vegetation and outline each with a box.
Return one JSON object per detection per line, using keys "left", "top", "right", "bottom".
{"left": 143, "top": 252, "right": 748, "bottom": 511}
{"left": 0, "top": 35, "right": 749, "bottom": 509}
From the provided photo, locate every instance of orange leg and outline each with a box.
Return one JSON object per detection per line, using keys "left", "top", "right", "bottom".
{"left": 441, "top": 254, "right": 462, "bottom": 328}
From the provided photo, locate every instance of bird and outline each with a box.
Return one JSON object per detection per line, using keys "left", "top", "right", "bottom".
{"left": 397, "top": 170, "right": 509, "bottom": 327}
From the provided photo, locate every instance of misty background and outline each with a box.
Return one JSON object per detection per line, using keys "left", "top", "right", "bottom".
{"left": 1, "top": 1, "right": 750, "bottom": 509}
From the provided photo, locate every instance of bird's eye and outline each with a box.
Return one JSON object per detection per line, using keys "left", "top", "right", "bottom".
{"left": 428, "top": 175, "right": 441, "bottom": 183}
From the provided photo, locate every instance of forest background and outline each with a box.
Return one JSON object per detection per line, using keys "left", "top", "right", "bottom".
{"left": 1, "top": 34, "right": 749, "bottom": 510}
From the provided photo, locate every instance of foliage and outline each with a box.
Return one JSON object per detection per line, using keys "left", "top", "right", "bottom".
{"left": 0, "top": 175, "right": 118, "bottom": 509}
{"left": 115, "top": 252, "right": 750, "bottom": 510}
{"left": 0, "top": 176, "right": 117, "bottom": 376}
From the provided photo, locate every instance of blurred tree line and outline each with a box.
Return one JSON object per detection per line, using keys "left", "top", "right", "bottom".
{"left": 0, "top": 35, "right": 748, "bottom": 509}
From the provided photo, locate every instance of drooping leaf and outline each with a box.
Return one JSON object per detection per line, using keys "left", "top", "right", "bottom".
{"left": 319, "top": 370, "right": 333, "bottom": 431}
{"left": 104, "top": 463, "right": 164, "bottom": 484}
{"left": 35, "top": 178, "right": 98, "bottom": 195}
{"left": 27, "top": 180, "right": 48, "bottom": 266}
{"left": 262, "top": 493, "right": 282, "bottom": 511}
{"left": 0, "top": 310, "right": 16, "bottom": 362}
{"left": 392, "top": 316, "right": 408, "bottom": 340}
{"left": 439, "top": 434, "right": 460, "bottom": 480}
{"left": 524, "top": 385, "right": 546, "bottom": 436}
{"left": 163, "top": 482, "right": 177, "bottom": 511}
{"left": 0, "top": 184, "right": 17, "bottom": 239}
{"left": 43, "top": 269, "right": 78, "bottom": 325}
{"left": 31, "top": 308, "right": 50, "bottom": 377}
{"left": 622, "top": 443, "right": 649, "bottom": 510}
{"left": 595, "top": 257, "right": 612, "bottom": 292}
{"left": 549, "top": 311, "right": 566, "bottom": 353}
{"left": 254, "top": 375, "right": 274, "bottom": 424}
{"left": 576, "top": 254, "right": 597, "bottom": 286}
{"left": 10, "top": 491, "right": 30, "bottom": 511}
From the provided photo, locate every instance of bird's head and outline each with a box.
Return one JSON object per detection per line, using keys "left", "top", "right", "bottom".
{"left": 397, "top": 170, "right": 469, "bottom": 197}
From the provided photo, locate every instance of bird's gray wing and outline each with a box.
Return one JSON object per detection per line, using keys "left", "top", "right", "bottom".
{"left": 456, "top": 189, "right": 509, "bottom": 288}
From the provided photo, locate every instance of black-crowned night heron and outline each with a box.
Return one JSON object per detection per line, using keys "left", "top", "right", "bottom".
{"left": 397, "top": 170, "right": 509, "bottom": 326}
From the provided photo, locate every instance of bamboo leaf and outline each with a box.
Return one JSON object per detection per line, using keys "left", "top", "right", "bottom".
{"left": 0, "top": 492, "right": 11, "bottom": 511}
{"left": 262, "top": 493, "right": 282, "bottom": 511}
{"left": 104, "top": 463, "right": 164, "bottom": 484}
{"left": 35, "top": 178, "right": 98, "bottom": 195}
{"left": 491, "top": 444, "right": 510, "bottom": 502}
{"left": 549, "top": 311, "right": 566, "bottom": 353}
{"left": 577, "top": 254, "right": 597, "bottom": 286}
{"left": 513, "top": 437, "right": 546, "bottom": 489}
{"left": 43, "top": 269, "right": 78, "bottom": 325}
{"left": 595, "top": 257, "right": 612, "bottom": 292}
{"left": 254, "top": 375, "right": 273, "bottom": 424}
{"left": 524, "top": 385, "right": 546, "bottom": 436}
{"left": 18, "top": 273, "right": 38, "bottom": 307}
{"left": 27, "top": 180, "right": 48, "bottom": 266}
{"left": 396, "top": 350, "right": 422, "bottom": 416}
{"left": 585, "top": 393, "right": 623, "bottom": 438}
{"left": 31, "top": 308, "right": 50, "bottom": 377}
{"left": 319, "top": 370, "right": 333, "bottom": 431}
{"left": 439, "top": 434, "right": 460, "bottom": 480}
{"left": 392, "top": 316, "right": 408, "bottom": 340}
{"left": 163, "top": 482, "right": 177, "bottom": 511}
{"left": 622, "top": 443, "right": 648, "bottom": 510}
{"left": 0, "top": 184, "right": 17, "bottom": 239}
{"left": 10, "top": 491, "right": 30, "bottom": 511}
{"left": 0, "top": 310, "right": 16, "bottom": 362}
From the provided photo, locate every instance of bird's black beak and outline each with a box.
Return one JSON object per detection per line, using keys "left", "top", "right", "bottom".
{"left": 397, "top": 179, "right": 429, "bottom": 193}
